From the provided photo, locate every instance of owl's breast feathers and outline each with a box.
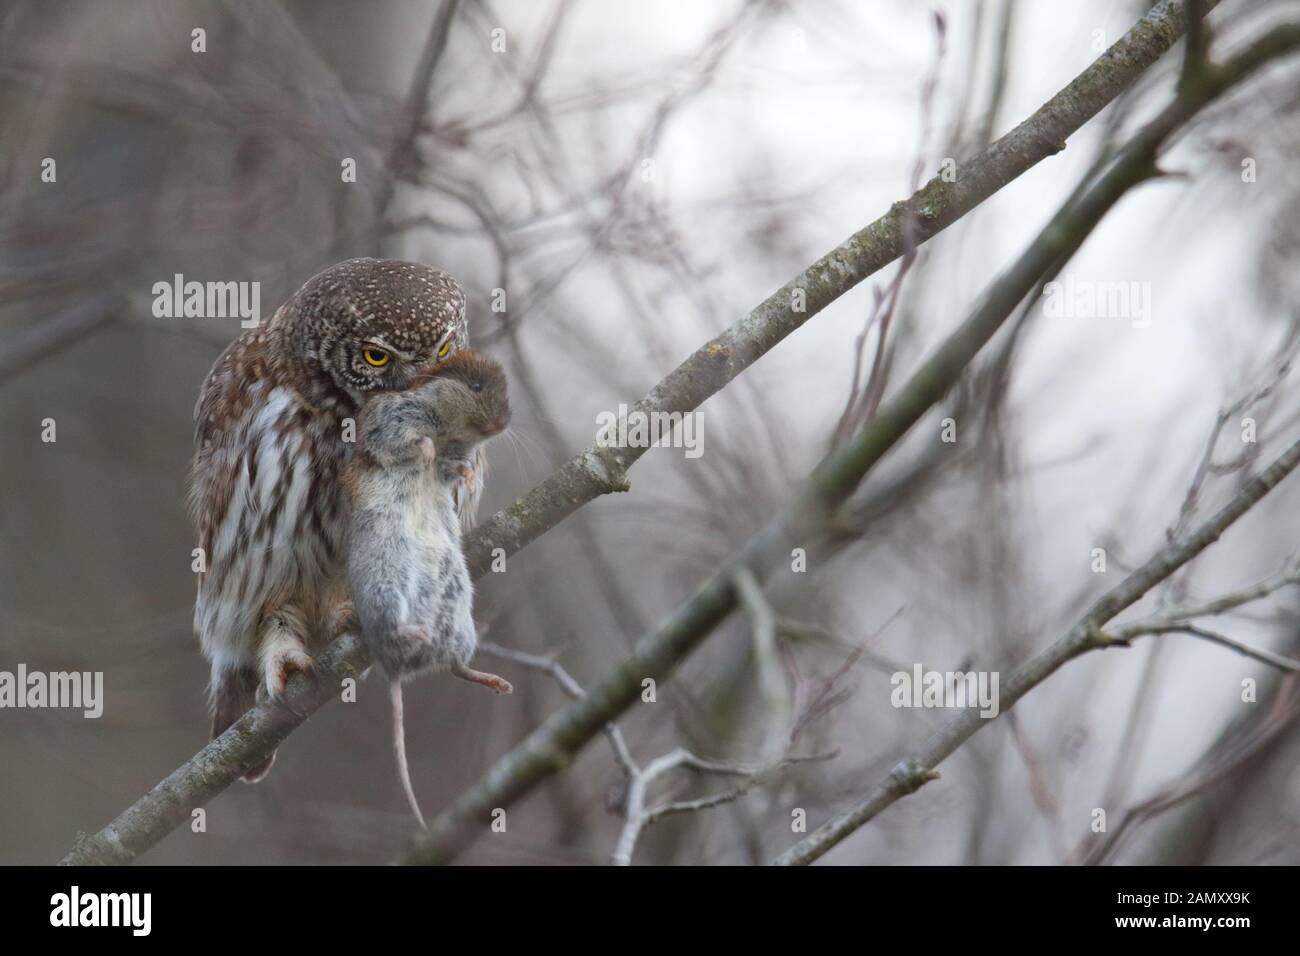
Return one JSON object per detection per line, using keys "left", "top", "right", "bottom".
{"left": 190, "top": 328, "right": 358, "bottom": 667}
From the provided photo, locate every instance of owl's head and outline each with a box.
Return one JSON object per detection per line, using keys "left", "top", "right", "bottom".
{"left": 283, "top": 258, "right": 469, "bottom": 396}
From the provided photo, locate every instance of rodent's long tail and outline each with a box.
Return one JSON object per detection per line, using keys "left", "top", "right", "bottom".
{"left": 390, "top": 677, "right": 428, "bottom": 831}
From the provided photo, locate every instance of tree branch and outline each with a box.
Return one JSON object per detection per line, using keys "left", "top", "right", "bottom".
{"left": 733, "top": 568, "right": 791, "bottom": 761}
{"left": 1101, "top": 623, "right": 1300, "bottom": 673}
{"left": 771, "top": 25, "right": 1300, "bottom": 865}
{"left": 400, "top": 4, "right": 1266, "bottom": 867}
{"left": 457, "top": 0, "right": 1219, "bottom": 577}
{"left": 61, "top": 635, "right": 368, "bottom": 866}
{"left": 774, "top": 430, "right": 1300, "bottom": 864}
{"left": 374, "top": 0, "right": 460, "bottom": 222}
{"left": 488, "top": 639, "right": 834, "bottom": 867}
{"left": 610, "top": 749, "right": 833, "bottom": 866}
{"left": 477, "top": 640, "right": 640, "bottom": 778}
{"left": 61, "top": 0, "right": 1216, "bottom": 866}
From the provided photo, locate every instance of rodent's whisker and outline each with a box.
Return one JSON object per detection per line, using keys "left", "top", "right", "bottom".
{"left": 501, "top": 426, "right": 539, "bottom": 482}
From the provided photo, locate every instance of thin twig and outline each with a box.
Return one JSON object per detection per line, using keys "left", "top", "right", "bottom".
{"left": 478, "top": 641, "right": 639, "bottom": 777}
{"left": 1100, "top": 623, "right": 1300, "bottom": 672}
{"left": 732, "top": 569, "right": 792, "bottom": 761}
{"left": 610, "top": 748, "right": 835, "bottom": 866}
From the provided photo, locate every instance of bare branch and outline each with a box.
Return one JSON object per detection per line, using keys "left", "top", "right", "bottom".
{"left": 770, "top": 19, "right": 1300, "bottom": 867}
{"left": 733, "top": 569, "right": 791, "bottom": 761}
{"left": 457, "top": 0, "right": 1224, "bottom": 578}
{"left": 489, "top": 643, "right": 827, "bottom": 867}
{"left": 61, "top": 0, "right": 1223, "bottom": 866}
{"left": 1101, "top": 623, "right": 1300, "bottom": 673}
{"left": 402, "top": 4, "right": 1275, "bottom": 868}
{"left": 774, "top": 432, "right": 1300, "bottom": 864}
{"left": 374, "top": 0, "right": 460, "bottom": 222}
{"left": 477, "top": 640, "right": 640, "bottom": 778}
{"left": 610, "top": 749, "right": 834, "bottom": 866}
{"left": 1078, "top": 675, "right": 1300, "bottom": 864}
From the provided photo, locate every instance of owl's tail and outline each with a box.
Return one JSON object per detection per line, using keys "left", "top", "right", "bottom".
{"left": 390, "top": 677, "right": 428, "bottom": 831}
{"left": 211, "top": 666, "right": 276, "bottom": 783}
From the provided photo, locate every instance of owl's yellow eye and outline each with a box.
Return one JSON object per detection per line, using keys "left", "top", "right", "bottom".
{"left": 437, "top": 340, "right": 453, "bottom": 360}
{"left": 363, "top": 348, "right": 390, "bottom": 368}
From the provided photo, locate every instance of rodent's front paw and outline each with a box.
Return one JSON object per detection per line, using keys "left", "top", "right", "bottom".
{"left": 436, "top": 456, "right": 474, "bottom": 485}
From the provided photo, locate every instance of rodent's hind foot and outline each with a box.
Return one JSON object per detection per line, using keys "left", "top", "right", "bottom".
{"left": 452, "top": 661, "right": 513, "bottom": 695}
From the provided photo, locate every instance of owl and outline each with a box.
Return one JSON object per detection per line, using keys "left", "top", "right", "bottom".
{"left": 189, "top": 257, "right": 482, "bottom": 781}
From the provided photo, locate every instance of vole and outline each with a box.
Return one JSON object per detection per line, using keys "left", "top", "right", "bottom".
{"left": 343, "top": 351, "right": 513, "bottom": 829}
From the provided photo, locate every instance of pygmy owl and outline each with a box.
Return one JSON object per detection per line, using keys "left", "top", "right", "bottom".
{"left": 189, "top": 257, "right": 481, "bottom": 781}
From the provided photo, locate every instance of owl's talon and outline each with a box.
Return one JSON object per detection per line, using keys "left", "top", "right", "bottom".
{"left": 264, "top": 648, "right": 315, "bottom": 698}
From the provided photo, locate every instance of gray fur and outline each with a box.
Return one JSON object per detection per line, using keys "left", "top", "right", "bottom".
{"left": 342, "top": 355, "right": 511, "bottom": 829}
{"left": 348, "top": 380, "right": 479, "bottom": 681}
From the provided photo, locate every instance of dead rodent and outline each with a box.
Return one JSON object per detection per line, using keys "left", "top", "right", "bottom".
{"left": 344, "top": 350, "right": 513, "bottom": 829}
